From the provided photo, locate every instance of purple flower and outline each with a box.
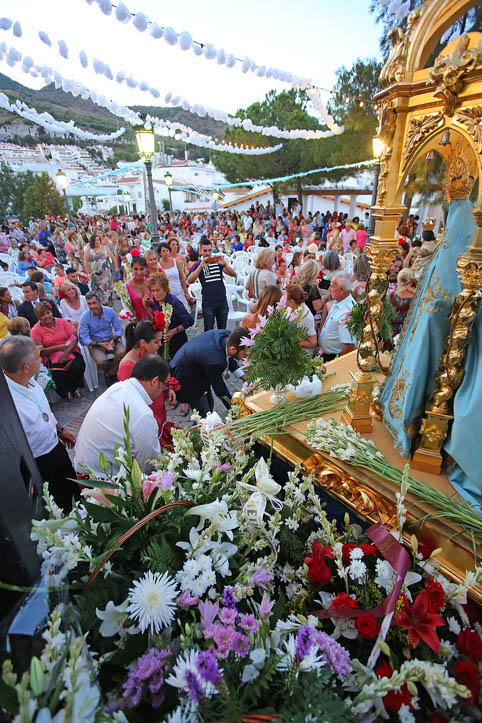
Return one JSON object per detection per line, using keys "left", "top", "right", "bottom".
{"left": 199, "top": 600, "right": 219, "bottom": 630}
{"left": 258, "top": 314, "right": 268, "bottom": 328}
{"left": 178, "top": 589, "right": 199, "bottom": 607}
{"left": 240, "top": 336, "right": 255, "bottom": 347}
{"left": 250, "top": 325, "right": 262, "bottom": 337}
{"left": 159, "top": 470, "right": 173, "bottom": 489}
{"left": 315, "top": 632, "right": 352, "bottom": 677}
{"left": 217, "top": 462, "right": 231, "bottom": 472}
{"left": 184, "top": 670, "right": 203, "bottom": 702}
{"left": 148, "top": 672, "right": 164, "bottom": 695}
{"left": 219, "top": 608, "right": 237, "bottom": 625}
{"left": 232, "top": 632, "right": 250, "bottom": 657}
{"left": 223, "top": 587, "right": 237, "bottom": 610}
{"left": 295, "top": 624, "right": 315, "bottom": 660}
{"left": 248, "top": 566, "right": 273, "bottom": 590}
{"left": 259, "top": 592, "right": 274, "bottom": 621}
{"left": 240, "top": 614, "right": 259, "bottom": 632}
{"left": 195, "top": 651, "right": 220, "bottom": 684}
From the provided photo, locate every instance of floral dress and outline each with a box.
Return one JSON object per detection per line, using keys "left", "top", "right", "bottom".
{"left": 88, "top": 247, "right": 116, "bottom": 305}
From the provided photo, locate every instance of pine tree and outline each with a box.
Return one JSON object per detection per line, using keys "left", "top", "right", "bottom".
{"left": 22, "top": 172, "right": 66, "bottom": 220}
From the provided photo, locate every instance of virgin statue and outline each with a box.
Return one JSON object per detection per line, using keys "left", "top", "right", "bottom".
{"left": 379, "top": 142, "right": 480, "bottom": 506}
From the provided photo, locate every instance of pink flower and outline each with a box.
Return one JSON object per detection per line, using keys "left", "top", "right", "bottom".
{"left": 82, "top": 487, "right": 119, "bottom": 506}
{"left": 258, "top": 314, "right": 268, "bottom": 328}
{"left": 266, "top": 305, "right": 274, "bottom": 315}
{"left": 259, "top": 592, "right": 274, "bottom": 621}
{"left": 240, "top": 337, "right": 255, "bottom": 347}
{"left": 199, "top": 600, "right": 219, "bottom": 630}
{"left": 142, "top": 480, "right": 158, "bottom": 500}
{"left": 232, "top": 632, "right": 250, "bottom": 657}
{"left": 242, "top": 381, "right": 255, "bottom": 394}
{"left": 159, "top": 471, "right": 173, "bottom": 489}
{"left": 250, "top": 325, "right": 262, "bottom": 336}
{"left": 219, "top": 608, "right": 237, "bottom": 625}
{"left": 278, "top": 293, "right": 287, "bottom": 308}
{"left": 248, "top": 566, "right": 273, "bottom": 590}
{"left": 177, "top": 590, "right": 199, "bottom": 607}
{"left": 240, "top": 614, "right": 259, "bottom": 632}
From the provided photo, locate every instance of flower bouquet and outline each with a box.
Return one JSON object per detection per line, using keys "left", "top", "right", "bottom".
{"left": 2, "top": 414, "right": 480, "bottom": 721}
{"left": 152, "top": 304, "right": 173, "bottom": 360}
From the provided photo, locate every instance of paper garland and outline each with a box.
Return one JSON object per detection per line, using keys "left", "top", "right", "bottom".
{"left": 0, "top": 90, "right": 126, "bottom": 141}
{"left": 85, "top": 0, "right": 312, "bottom": 89}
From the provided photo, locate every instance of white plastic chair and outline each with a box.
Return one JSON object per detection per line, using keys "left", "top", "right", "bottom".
{"left": 189, "top": 283, "right": 203, "bottom": 327}
{"left": 226, "top": 289, "right": 246, "bottom": 331}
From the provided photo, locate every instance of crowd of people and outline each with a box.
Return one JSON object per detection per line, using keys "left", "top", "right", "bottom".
{"left": 0, "top": 201, "right": 428, "bottom": 511}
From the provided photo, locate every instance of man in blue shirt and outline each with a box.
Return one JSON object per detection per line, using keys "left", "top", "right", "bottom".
{"left": 79, "top": 291, "right": 125, "bottom": 384}
{"left": 230, "top": 234, "right": 244, "bottom": 253}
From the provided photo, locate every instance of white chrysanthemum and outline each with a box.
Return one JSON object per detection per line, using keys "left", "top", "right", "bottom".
{"left": 127, "top": 571, "right": 178, "bottom": 634}
{"left": 166, "top": 648, "right": 215, "bottom": 697}
{"left": 350, "top": 547, "right": 364, "bottom": 560}
{"left": 348, "top": 559, "right": 367, "bottom": 582}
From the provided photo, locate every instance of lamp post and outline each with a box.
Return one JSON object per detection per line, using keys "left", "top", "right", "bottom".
{"left": 164, "top": 170, "right": 173, "bottom": 212}
{"left": 367, "top": 136, "right": 386, "bottom": 238}
{"left": 135, "top": 129, "right": 160, "bottom": 250}
{"left": 56, "top": 169, "right": 71, "bottom": 219}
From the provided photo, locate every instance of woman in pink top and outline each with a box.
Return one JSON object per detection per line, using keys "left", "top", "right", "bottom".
{"left": 125, "top": 256, "right": 152, "bottom": 321}
{"left": 356, "top": 223, "right": 367, "bottom": 250}
{"left": 31, "top": 301, "right": 85, "bottom": 400}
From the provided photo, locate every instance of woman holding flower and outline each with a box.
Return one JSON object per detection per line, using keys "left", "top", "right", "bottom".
{"left": 125, "top": 256, "right": 152, "bottom": 321}
{"left": 117, "top": 321, "right": 177, "bottom": 446}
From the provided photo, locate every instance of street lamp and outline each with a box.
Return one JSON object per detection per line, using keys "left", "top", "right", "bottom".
{"left": 367, "top": 136, "right": 386, "bottom": 238}
{"left": 56, "top": 169, "right": 71, "bottom": 219}
{"left": 164, "top": 170, "right": 173, "bottom": 213}
{"left": 135, "top": 128, "right": 160, "bottom": 249}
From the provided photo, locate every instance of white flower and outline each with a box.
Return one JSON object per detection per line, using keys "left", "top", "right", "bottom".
{"left": 331, "top": 618, "right": 358, "bottom": 640}
{"left": 348, "top": 559, "right": 367, "bottom": 582}
{"left": 241, "top": 663, "right": 259, "bottom": 682}
{"left": 350, "top": 547, "right": 364, "bottom": 560}
{"left": 96, "top": 600, "right": 129, "bottom": 637}
{"left": 398, "top": 703, "right": 416, "bottom": 723}
{"left": 199, "top": 569, "right": 216, "bottom": 589}
{"left": 276, "top": 634, "right": 325, "bottom": 673}
{"left": 191, "top": 577, "right": 207, "bottom": 597}
{"left": 166, "top": 648, "right": 214, "bottom": 697}
{"left": 250, "top": 648, "right": 267, "bottom": 668}
{"left": 197, "top": 554, "right": 212, "bottom": 572}
{"left": 447, "top": 616, "right": 461, "bottom": 635}
{"left": 184, "top": 468, "right": 207, "bottom": 482}
{"left": 184, "top": 558, "right": 201, "bottom": 576}
{"left": 199, "top": 411, "right": 223, "bottom": 430}
{"left": 187, "top": 499, "right": 239, "bottom": 538}
{"left": 127, "top": 571, "right": 178, "bottom": 634}
{"left": 285, "top": 517, "right": 300, "bottom": 531}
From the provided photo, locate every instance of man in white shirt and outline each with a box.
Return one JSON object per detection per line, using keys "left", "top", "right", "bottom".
{"left": 0, "top": 336, "right": 80, "bottom": 512}
{"left": 318, "top": 272, "right": 356, "bottom": 362}
{"left": 74, "top": 354, "right": 168, "bottom": 478}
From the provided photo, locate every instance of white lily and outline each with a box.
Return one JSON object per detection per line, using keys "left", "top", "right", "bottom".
{"left": 95, "top": 599, "right": 129, "bottom": 637}
{"left": 187, "top": 498, "right": 239, "bottom": 539}
{"left": 199, "top": 410, "right": 223, "bottom": 430}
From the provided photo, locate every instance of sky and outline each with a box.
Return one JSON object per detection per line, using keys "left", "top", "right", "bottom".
{"left": 0, "top": 0, "right": 382, "bottom": 116}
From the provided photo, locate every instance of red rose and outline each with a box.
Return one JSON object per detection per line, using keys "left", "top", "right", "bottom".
{"left": 424, "top": 578, "right": 445, "bottom": 612}
{"left": 457, "top": 628, "right": 482, "bottom": 664}
{"left": 304, "top": 542, "right": 334, "bottom": 586}
{"left": 342, "top": 543, "right": 355, "bottom": 564}
{"left": 454, "top": 660, "right": 480, "bottom": 706}
{"left": 355, "top": 613, "right": 380, "bottom": 639}
{"left": 306, "top": 558, "right": 332, "bottom": 585}
{"left": 375, "top": 661, "right": 412, "bottom": 712}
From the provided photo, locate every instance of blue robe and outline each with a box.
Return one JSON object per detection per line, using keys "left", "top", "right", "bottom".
{"left": 379, "top": 199, "right": 481, "bottom": 505}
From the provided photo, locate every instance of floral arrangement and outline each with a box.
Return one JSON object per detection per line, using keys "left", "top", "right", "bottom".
{"left": 241, "top": 299, "right": 314, "bottom": 396}
{"left": 152, "top": 304, "right": 173, "bottom": 360}
{"left": 113, "top": 280, "right": 136, "bottom": 321}
{"left": 2, "top": 413, "right": 481, "bottom": 721}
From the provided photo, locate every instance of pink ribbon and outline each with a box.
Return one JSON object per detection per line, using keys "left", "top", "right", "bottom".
{"left": 313, "top": 522, "right": 411, "bottom": 620}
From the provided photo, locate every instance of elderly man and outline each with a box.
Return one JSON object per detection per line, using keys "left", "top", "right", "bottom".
{"left": 339, "top": 220, "right": 357, "bottom": 252}
{"left": 0, "top": 336, "right": 80, "bottom": 512}
{"left": 78, "top": 291, "right": 124, "bottom": 384}
{"left": 17, "top": 281, "right": 61, "bottom": 328}
{"left": 74, "top": 355, "right": 168, "bottom": 477}
{"left": 318, "top": 272, "right": 356, "bottom": 362}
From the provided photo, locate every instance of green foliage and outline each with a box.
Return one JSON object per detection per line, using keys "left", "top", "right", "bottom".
{"left": 0, "top": 161, "right": 37, "bottom": 217}
{"left": 22, "top": 172, "right": 66, "bottom": 220}
{"left": 244, "top": 307, "right": 313, "bottom": 391}
{"left": 161, "top": 198, "right": 171, "bottom": 212}
{"left": 276, "top": 669, "right": 354, "bottom": 723}
{"left": 140, "top": 536, "right": 183, "bottom": 575}
{"left": 346, "top": 288, "right": 395, "bottom": 345}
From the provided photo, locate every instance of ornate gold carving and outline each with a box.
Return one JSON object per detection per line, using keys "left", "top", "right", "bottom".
{"left": 413, "top": 240, "right": 482, "bottom": 472}
{"left": 402, "top": 113, "right": 443, "bottom": 169}
{"left": 455, "top": 106, "right": 482, "bottom": 154}
{"left": 379, "top": 27, "right": 406, "bottom": 90}
{"left": 342, "top": 370, "right": 376, "bottom": 433}
{"left": 428, "top": 35, "right": 482, "bottom": 117}
{"left": 377, "top": 100, "right": 397, "bottom": 147}
{"left": 376, "top": 146, "right": 392, "bottom": 207}
{"left": 388, "top": 369, "right": 410, "bottom": 420}
{"left": 442, "top": 140, "right": 476, "bottom": 202}
{"left": 231, "top": 392, "right": 249, "bottom": 418}
{"left": 302, "top": 455, "right": 397, "bottom": 527}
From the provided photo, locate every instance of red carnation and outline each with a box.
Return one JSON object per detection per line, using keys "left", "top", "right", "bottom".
{"left": 418, "top": 542, "right": 434, "bottom": 560}
{"left": 130, "top": 248, "right": 141, "bottom": 257}
{"left": 359, "top": 543, "right": 377, "bottom": 557}
{"left": 376, "top": 661, "right": 412, "bottom": 712}
{"left": 457, "top": 628, "right": 482, "bottom": 664}
{"left": 330, "top": 592, "right": 359, "bottom": 615}
{"left": 454, "top": 660, "right": 480, "bottom": 706}
{"left": 424, "top": 577, "right": 445, "bottom": 612}
{"left": 355, "top": 613, "right": 380, "bottom": 639}
{"left": 153, "top": 310, "right": 166, "bottom": 332}
{"left": 342, "top": 543, "right": 356, "bottom": 564}
{"left": 394, "top": 590, "right": 444, "bottom": 653}
{"left": 304, "top": 542, "right": 334, "bottom": 586}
